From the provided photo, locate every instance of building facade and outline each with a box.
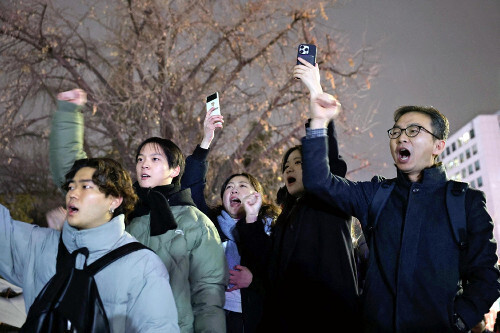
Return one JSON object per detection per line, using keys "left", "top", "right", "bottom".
{"left": 438, "top": 110, "right": 500, "bottom": 256}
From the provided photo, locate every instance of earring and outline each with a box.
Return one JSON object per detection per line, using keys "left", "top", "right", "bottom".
{"left": 109, "top": 207, "right": 115, "bottom": 214}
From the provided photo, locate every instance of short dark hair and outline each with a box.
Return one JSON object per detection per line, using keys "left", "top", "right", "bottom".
{"left": 135, "top": 137, "right": 185, "bottom": 185}
{"left": 393, "top": 106, "right": 449, "bottom": 140}
{"left": 63, "top": 158, "right": 138, "bottom": 219}
{"left": 281, "top": 145, "right": 302, "bottom": 173}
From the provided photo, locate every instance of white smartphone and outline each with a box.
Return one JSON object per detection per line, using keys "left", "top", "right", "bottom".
{"left": 206, "top": 92, "right": 220, "bottom": 116}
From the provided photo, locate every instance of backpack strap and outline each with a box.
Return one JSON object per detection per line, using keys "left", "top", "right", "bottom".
{"left": 366, "top": 179, "right": 395, "bottom": 242}
{"left": 86, "top": 242, "right": 151, "bottom": 276}
{"left": 446, "top": 180, "right": 469, "bottom": 250}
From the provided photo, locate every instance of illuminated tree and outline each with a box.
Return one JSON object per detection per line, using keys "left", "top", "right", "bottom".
{"left": 0, "top": 0, "right": 378, "bottom": 210}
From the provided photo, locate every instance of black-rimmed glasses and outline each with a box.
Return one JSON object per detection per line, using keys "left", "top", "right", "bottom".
{"left": 387, "top": 125, "right": 440, "bottom": 139}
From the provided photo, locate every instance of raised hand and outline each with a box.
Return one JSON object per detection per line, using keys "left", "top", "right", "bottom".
{"left": 200, "top": 107, "right": 224, "bottom": 149}
{"left": 57, "top": 89, "right": 87, "bottom": 106}
{"left": 226, "top": 265, "right": 253, "bottom": 292}
{"left": 294, "top": 57, "right": 323, "bottom": 97}
{"left": 242, "top": 192, "right": 262, "bottom": 223}
{"left": 309, "top": 93, "right": 342, "bottom": 129}
{"left": 46, "top": 206, "right": 67, "bottom": 230}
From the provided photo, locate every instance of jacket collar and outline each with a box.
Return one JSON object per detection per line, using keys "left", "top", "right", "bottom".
{"left": 130, "top": 183, "right": 196, "bottom": 236}
{"left": 396, "top": 163, "right": 448, "bottom": 187}
{"left": 61, "top": 215, "right": 125, "bottom": 253}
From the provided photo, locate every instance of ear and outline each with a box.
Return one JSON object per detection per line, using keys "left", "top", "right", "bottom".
{"left": 169, "top": 165, "right": 181, "bottom": 179}
{"left": 433, "top": 139, "right": 446, "bottom": 156}
{"left": 110, "top": 196, "right": 123, "bottom": 212}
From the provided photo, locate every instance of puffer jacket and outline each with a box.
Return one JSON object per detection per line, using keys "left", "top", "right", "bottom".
{"left": 126, "top": 205, "right": 227, "bottom": 333}
{"left": 49, "top": 101, "right": 227, "bottom": 333}
{"left": 0, "top": 205, "right": 179, "bottom": 332}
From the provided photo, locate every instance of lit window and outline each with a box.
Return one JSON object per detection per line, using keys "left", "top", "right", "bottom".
{"left": 461, "top": 131, "right": 470, "bottom": 144}
{"left": 475, "top": 160, "right": 480, "bottom": 171}
{"left": 448, "top": 161, "right": 455, "bottom": 169}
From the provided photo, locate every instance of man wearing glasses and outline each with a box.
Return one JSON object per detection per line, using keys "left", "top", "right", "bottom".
{"left": 300, "top": 93, "right": 500, "bottom": 332}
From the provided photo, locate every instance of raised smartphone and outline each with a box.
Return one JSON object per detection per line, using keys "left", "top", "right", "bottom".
{"left": 206, "top": 92, "right": 220, "bottom": 115}
{"left": 297, "top": 44, "right": 317, "bottom": 65}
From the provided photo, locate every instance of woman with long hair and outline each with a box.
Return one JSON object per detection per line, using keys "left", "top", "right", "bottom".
{"left": 183, "top": 114, "right": 280, "bottom": 333}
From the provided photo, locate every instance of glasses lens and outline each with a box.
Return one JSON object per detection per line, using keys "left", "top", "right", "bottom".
{"left": 389, "top": 128, "right": 401, "bottom": 138}
{"left": 406, "top": 125, "right": 421, "bottom": 137}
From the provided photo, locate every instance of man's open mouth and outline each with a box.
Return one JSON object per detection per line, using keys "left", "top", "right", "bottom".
{"left": 67, "top": 204, "right": 79, "bottom": 215}
{"left": 398, "top": 148, "right": 411, "bottom": 161}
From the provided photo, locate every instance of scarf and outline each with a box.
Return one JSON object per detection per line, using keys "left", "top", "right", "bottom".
{"left": 130, "top": 182, "right": 179, "bottom": 236}
{"left": 217, "top": 210, "right": 241, "bottom": 288}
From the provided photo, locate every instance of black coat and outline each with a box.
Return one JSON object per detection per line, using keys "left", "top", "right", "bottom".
{"left": 238, "top": 195, "right": 360, "bottom": 332}
{"left": 237, "top": 121, "right": 361, "bottom": 332}
{"left": 302, "top": 135, "right": 500, "bottom": 332}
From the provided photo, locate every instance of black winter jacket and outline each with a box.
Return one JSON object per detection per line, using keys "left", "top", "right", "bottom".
{"left": 302, "top": 135, "right": 500, "bottom": 332}
{"left": 237, "top": 121, "right": 361, "bottom": 332}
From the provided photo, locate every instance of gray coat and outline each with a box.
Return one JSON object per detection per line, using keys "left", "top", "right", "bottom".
{"left": 0, "top": 205, "right": 179, "bottom": 332}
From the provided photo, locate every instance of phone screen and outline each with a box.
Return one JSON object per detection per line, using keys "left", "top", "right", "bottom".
{"left": 297, "top": 44, "right": 317, "bottom": 65}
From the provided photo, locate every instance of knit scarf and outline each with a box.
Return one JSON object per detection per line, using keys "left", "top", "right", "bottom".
{"left": 130, "top": 182, "right": 179, "bottom": 236}
{"left": 217, "top": 210, "right": 240, "bottom": 288}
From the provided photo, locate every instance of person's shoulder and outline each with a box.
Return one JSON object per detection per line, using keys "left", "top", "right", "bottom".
{"left": 464, "top": 185, "right": 485, "bottom": 197}
{"left": 125, "top": 214, "right": 150, "bottom": 236}
{"left": 172, "top": 205, "right": 212, "bottom": 224}
{"left": 111, "top": 239, "right": 168, "bottom": 276}
{"left": 457, "top": 183, "right": 487, "bottom": 205}
{"left": 172, "top": 205, "right": 219, "bottom": 238}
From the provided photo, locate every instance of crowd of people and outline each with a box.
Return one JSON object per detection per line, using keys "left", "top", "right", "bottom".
{"left": 0, "top": 57, "right": 499, "bottom": 332}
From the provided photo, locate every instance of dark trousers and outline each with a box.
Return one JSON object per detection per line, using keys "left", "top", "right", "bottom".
{"left": 225, "top": 310, "right": 244, "bottom": 333}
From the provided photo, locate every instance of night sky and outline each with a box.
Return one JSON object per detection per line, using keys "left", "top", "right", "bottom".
{"left": 325, "top": 0, "right": 500, "bottom": 179}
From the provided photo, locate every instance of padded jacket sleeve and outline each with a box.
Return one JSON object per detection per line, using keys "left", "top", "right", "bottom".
{"left": 126, "top": 252, "right": 180, "bottom": 333}
{"left": 0, "top": 204, "right": 34, "bottom": 287}
{"left": 49, "top": 101, "right": 87, "bottom": 188}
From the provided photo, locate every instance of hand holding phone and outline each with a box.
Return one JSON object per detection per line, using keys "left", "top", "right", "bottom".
{"left": 201, "top": 92, "right": 223, "bottom": 149}
{"left": 294, "top": 45, "right": 322, "bottom": 94}
{"left": 297, "top": 44, "right": 317, "bottom": 65}
{"left": 206, "top": 92, "right": 220, "bottom": 116}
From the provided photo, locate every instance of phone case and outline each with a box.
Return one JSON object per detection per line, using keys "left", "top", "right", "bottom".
{"left": 206, "top": 92, "right": 220, "bottom": 116}
{"left": 297, "top": 44, "right": 317, "bottom": 65}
